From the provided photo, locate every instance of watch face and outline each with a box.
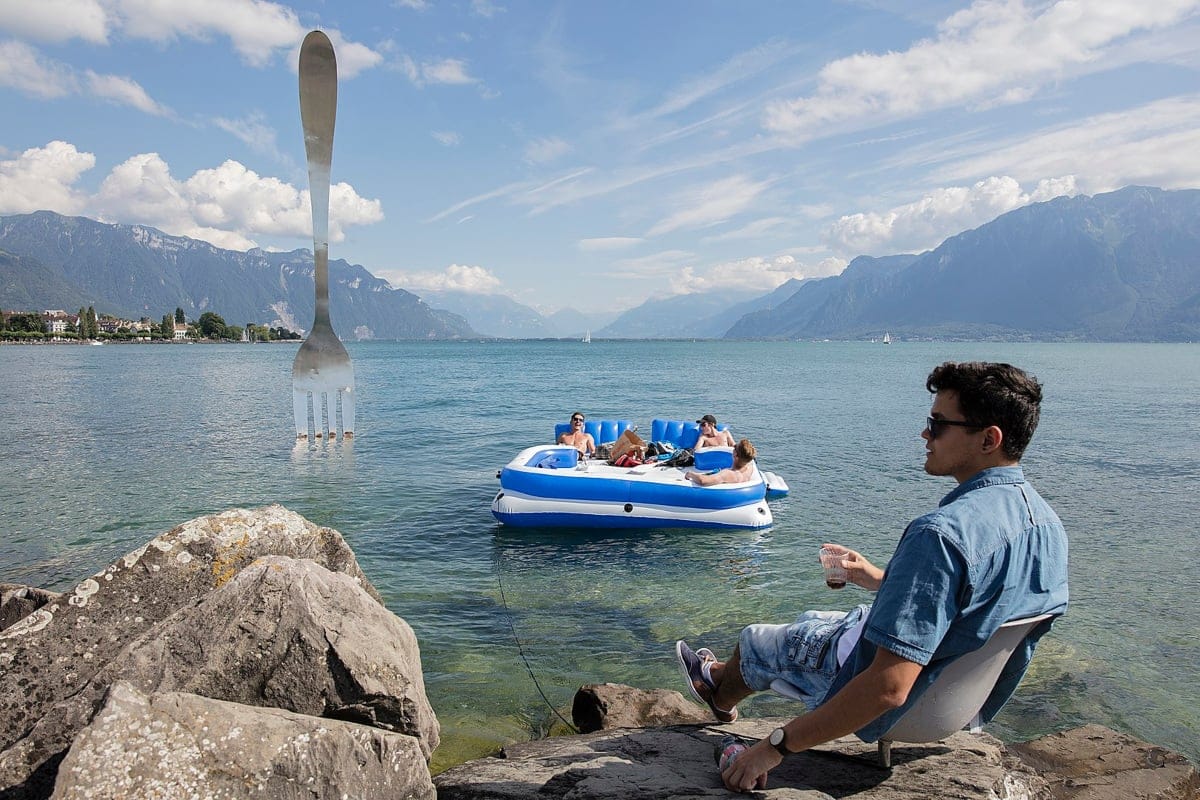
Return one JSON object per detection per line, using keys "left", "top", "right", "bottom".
{"left": 770, "top": 728, "right": 785, "bottom": 746}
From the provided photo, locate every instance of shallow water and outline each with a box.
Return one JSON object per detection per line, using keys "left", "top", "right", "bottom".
{"left": 1, "top": 340, "right": 1197, "bottom": 769}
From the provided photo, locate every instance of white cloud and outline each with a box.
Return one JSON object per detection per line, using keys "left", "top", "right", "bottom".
{"left": 214, "top": 112, "right": 286, "bottom": 161}
{"left": 381, "top": 263, "right": 503, "bottom": 293}
{"left": 824, "top": 175, "right": 1079, "bottom": 257}
{"left": 393, "top": 0, "right": 430, "bottom": 10}
{"left": 523, "top": 136, "right": 571, "bottom": 165}
{"left": 397, "top": 55, "right": 478, "bottom": 87}
{"left": 0, "top": 41, "right": 172, "bottom": 116}
{"left": 0, "top": 0, "right": 109, "bottom": 43}
{"left": 764, "top": 0, "right": 1200, "bottom": 137}
{"left": 933, "top": 95, "right": 1200, "bottom": 192}
{"left": 471, "top": 0, "right": 505, "bottom": 18}
{"left": 0, "top": 140, "right": 96, "bottom": 215}
{"left": 432, "top": 130, "right": 462, "bottom": 146}
{"left": 667, "top": 254, "right": 811, "bottom": 294}
{"left": 578, "top": 237, "right": 643, "bottom": 252}
{"left": 87, "top": 152, "right": 383, "bottom": 251}
{"left": 115, "top": 0, "right": 302, "bottom": 67}
{"left": 646, "top": 174, "right": 773, "bottom": 237}
{"left": 85, "top": 71, "right": 172, "bottom": 116}
{"left": 0, "top": 40, "right": 78, "bottom": 97}
{"left": 609, "top": 250, "right": 694, "bottom": 280}
{"left": 423, "top": 58, "right": 475, "bottom": 85}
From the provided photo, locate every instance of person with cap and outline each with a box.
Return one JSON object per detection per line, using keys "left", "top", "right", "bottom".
{"left": 696, "top": 413, "right": 736, "bottom": 448}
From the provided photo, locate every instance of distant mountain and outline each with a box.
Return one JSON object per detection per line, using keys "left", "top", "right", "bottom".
{"left": 0, "top": 212, "right": 475, "bottom": 340}
{"left": 727, "top": 187, "right": 1200, "bottom": 341}
{"left": 596, "top": 287, "right": 765, "bottom": 339}
{"left": 544, "top": 307, "right": 621, "bottom": 339}
{"left": 0, "top": 249, "right": 95, "bottom": 312}
{"left": 417, "top": 290, "right": 554, "bottom": 338}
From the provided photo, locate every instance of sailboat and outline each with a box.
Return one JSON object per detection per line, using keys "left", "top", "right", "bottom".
{"left": 882, "top": 331, "right": 891, "bottom": 344}
{"left": 583, "top": 330, "right": 591, "bottom": 344}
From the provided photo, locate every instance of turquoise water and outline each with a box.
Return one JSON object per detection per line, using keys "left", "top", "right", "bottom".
{"left": 2, "top": 340, "right": 1198, "bottom": 769}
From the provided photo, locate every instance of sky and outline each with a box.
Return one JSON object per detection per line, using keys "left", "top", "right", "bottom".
{"left": 2, "top": 0, "right": 1199, "bottom": 314}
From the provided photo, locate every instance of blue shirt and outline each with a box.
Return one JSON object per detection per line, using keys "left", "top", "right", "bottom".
{"left": 825, "top": 466, "right": 1069, "bottom": 741}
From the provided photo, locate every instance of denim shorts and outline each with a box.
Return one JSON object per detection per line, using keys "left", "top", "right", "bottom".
{"left": 737, "top": 605, "right": 869, "bottom": 710}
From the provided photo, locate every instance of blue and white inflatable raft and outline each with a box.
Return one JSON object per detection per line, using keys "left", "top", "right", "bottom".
{"left": 491, "top": 419, "right": 789, "bottom": 529}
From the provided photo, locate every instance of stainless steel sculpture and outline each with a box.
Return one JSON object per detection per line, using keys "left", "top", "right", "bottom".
{"left": 292, "top": 30, "right": 355, "bottom": 439}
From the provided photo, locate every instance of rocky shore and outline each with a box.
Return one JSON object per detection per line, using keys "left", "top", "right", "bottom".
{"left": 2, "top": 506, "right": 1195, "bottom": 799}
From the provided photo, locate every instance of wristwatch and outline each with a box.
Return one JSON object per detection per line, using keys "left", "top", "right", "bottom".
{"left": 768, "top": 727, "right": 790, "bottom": 756}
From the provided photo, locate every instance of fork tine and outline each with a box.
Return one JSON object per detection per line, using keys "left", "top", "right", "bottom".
{"left": 340, "top": 389, "right": 355, "bottom": 437}
{"left": 293, "top": 388, "right": 311, "bottom": 438}
{"left": 317, "top": 392, "right": 329, "bottom": 438}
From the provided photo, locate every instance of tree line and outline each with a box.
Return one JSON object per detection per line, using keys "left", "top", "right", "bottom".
{"left": 0, "top": 305, "right": 302, "bottom": 342}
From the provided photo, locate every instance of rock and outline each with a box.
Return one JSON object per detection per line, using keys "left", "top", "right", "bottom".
{"left": 0, "top": 585, "right": 59, "bottom": 632}
{"left": 0, "top": 507, "right": 436, "bottom": 800}
{"left": 1, "top": 504, "right": 378, "bottom": 750}
{"left": 435, "top": 718, "right": 1051, "bottom": 799}
{"left": 572, "top": 683, "right": 711, "bottom": 732}
{"left": 49, "top": 681, "right": 435, "bottom": 800}
{"left": 1010, "top": 724, "right": 1199, "bottom": 799}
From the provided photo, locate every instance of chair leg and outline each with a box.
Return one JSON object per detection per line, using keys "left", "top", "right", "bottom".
{"left": 878, "top": 739, "right": 893, "bottom": 768}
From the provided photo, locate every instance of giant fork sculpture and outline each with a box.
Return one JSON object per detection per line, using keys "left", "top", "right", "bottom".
{"left": 292, "top": 30, "right": 355, "bottom": 439}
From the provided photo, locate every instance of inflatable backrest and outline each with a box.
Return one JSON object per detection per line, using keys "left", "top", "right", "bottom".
{"left": 651, "top": 419, "right": 730, "bottom": 449}
{"left": 679, "top": 422, "right": 701, "bottom": 449}
{"left": 554, "top": 419, "right": 632, "bottom": 444}
{"left": 694, "top": 447, "right": 734, "bottom": 470}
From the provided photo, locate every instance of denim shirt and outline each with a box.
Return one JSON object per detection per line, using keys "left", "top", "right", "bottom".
{"left": 825, "top": 466, "right": 1069, "bottom": 742}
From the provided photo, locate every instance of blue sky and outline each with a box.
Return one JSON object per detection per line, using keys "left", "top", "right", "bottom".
{"left": 2, "top": 1, "right": 1198, "bottom": 313}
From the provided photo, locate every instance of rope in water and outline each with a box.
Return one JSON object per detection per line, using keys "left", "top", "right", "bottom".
{"left": 494, "top": 553, "right": 579, "bottom": 734}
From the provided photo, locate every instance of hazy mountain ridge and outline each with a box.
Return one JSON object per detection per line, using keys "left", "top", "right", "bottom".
{"left": 0, "top": 212, "right": 475, "bottom": 340}
{"left": 3, "top": 186, "right": 1198, "bottom": 341}
{"left": 727, "top": 187, "right": 1200, "bottom": 341}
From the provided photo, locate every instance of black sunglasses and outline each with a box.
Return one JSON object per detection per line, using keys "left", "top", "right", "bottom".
{"left": 926, "top": 416, "right": 983, "bottom": 438}
{"left": 571, "top": 417, "right": 584, "bottom": 424}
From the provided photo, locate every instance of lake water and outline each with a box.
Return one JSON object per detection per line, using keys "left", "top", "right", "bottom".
{"left": 1, "top": 340, "right": 1197, "bottom": 771}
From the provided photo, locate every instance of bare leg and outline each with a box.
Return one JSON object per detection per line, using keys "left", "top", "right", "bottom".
{"left": 706, "top": 645, "right": 757, "bottom": 712}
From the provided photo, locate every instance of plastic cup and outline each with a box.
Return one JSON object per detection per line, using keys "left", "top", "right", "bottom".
{"left": 819, "top": 546, "right": 848, "bottom": 589}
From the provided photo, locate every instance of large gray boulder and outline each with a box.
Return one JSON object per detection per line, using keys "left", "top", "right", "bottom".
{"left": 435, "top": 718, "right": 1050, "bottom": 799}
{"left": 0, "top": 507, "right": 437, "bottom": 800}
{"left": 50, "top": 682, "right": 435, "bottom": 800}
{"left": 1, "top": 505, "right": 379, "bottom": 746}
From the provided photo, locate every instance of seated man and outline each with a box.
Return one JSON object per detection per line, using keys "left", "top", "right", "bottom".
{"left": 695, "top": 413, "right": 736, "bottom": 448}
{"left": 674, "top": 362, "right": 1069, "bottom": 793}
{"left": 558, "top": 411, "right": 596, "bottom": 457}
{"left": 686, "top": 438, "right": 756, "bottom": 485}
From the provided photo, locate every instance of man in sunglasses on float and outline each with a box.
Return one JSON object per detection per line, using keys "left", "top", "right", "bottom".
{"left": 675, "top": 361, "right": 1068, "bottom": 793}
{"left": 557, "top": 412, "right": 596, "bottom": 457}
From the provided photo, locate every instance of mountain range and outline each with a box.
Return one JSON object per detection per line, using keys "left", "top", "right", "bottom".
{"left": 2, "top": 186, "right": 1198, "bottom": 341}
{"left": 729, "top": 186, "right": 1200, "bottom": 341}
{"left": 0, "top": 212, "right": 475, "bottom": 340}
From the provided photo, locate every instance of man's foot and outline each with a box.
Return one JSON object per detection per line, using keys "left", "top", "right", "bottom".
{"left": 675, "top": 640, "right": 738, "bottom": 722}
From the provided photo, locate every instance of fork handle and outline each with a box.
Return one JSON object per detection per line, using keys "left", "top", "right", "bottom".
{"left": 299, "top": 31, "right": 337, "bottom": 329}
